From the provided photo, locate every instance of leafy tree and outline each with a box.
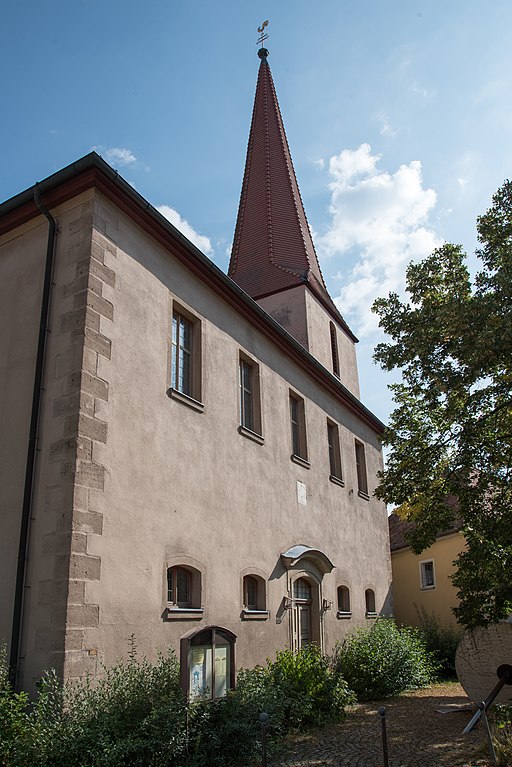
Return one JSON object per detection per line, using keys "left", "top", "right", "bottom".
{"left": 372, "top": 180, "right": 512, "bottom": 629}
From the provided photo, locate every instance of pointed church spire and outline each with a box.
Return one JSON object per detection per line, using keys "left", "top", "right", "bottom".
{"left": 229, "top": 45, "right": 356, "bottom": 342}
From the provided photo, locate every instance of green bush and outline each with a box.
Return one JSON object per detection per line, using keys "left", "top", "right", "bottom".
{"left": 492, "top": 705, "right": 512, "bottom": 767}
{"left": 0, "top": 646, "right": 31, "bottom": 766}
{"left": 416, "top": 608, "right": 462, "bottom": 678}
{"left": 238, "top": 644, "right": 353, "bottom": 731}
{"left": 186, "top": 692, "right": 264, "bottom": 767}
{"left": 0, "top": 641, "right": 353, "bottom": 767}
{"left": 331, "top": 619, "right": 437, "bottom": 701}
{"left": 0, "top": 641, "right": 188, "bottom": 767}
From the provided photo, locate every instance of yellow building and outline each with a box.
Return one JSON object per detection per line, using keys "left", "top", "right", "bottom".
{"left": 388, "top": 513, "right": 463, "bottom": 628}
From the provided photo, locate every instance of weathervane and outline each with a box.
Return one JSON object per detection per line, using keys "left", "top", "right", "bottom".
{"left": 257, "top": 20, "right": 269, "bottom": 48}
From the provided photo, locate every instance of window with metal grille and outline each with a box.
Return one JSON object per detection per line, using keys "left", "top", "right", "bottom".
{"left": 293, "top": 578, "right": 312, "bottom": 601}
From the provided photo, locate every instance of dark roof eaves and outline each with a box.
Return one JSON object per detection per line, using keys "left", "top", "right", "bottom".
{"left": 0, "top": 153, "right": 383, "bottom": 434}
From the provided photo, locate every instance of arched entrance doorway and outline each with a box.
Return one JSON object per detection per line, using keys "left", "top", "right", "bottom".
{"left": 280, "top": 545, "right": 335, "bottom": 653}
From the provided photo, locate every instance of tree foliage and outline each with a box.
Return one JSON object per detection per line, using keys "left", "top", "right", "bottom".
{"left": 372, "top": 180, "right": 512, "bottom": 629}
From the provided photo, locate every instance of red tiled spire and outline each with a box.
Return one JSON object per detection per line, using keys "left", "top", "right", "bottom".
{"left": 229, "top": 49, "right": 354, "bottom": 339}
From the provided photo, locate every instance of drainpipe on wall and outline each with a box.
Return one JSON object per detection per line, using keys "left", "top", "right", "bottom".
{"left": 9, "top": 188, "right": 57, "bottom": 688}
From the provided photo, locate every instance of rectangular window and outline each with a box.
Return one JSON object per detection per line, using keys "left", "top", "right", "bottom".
{"left": 170, "top": 305, "right": 202, "bottom": 405}
{"left": 327, "top": 421, "right": 343, "bottom": 481}
{"left": 172, "top": 312, "right": 193, "bottom": 395}
{"left": 329, "top": 322, "right": 340, "bottom": 378}
{"left": 240, "top": 359, "right": 254, "bottom": 430}
{"left": 355, "top": 440, "right": 369, "bottom": 497}
{"left": 289, "top": 393, "right": 308, "bottom": 463}
{"left": 238, "top": 353, "right": 263, "bottom": 438}
{"left": 420, "top": 560, "right": 435, "bottom": 589}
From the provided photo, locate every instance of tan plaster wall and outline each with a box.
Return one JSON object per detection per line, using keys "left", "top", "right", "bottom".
{"left": 257, "top": 287, "right": 360, "bottom": 398}
{"left": 304, "top": 290, "right": 360, "bottom": 399}
{"left": 77, "top": 192, "right": 391, "bottom": 676}
{"left": 390, "top": 533, "right": 464, "bottom": 628}
{"left": 257, "top": 286, "right": 309, "bottom": 349}
{"left": 1, "top": 187, "right": 392, "bottom": 689}
{"left": 0, "top": 220, "right": 46, "bottom": 654}
{"left": 0, "top": 191, "right": 113, "bottom": 691}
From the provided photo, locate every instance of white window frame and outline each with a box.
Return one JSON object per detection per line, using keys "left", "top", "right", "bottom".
{"left": 419, "top": 559, "right": 436, "bottom": 590}
{"left": 168, "top": 302, "right": 203, "bottom": 409}
{"left": 238, "top": 352, "right": 263, "bottom": 439}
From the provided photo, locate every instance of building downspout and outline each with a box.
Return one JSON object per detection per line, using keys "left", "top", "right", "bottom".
{"left": 9, "top": 188, "right": 57, "bottom": 688}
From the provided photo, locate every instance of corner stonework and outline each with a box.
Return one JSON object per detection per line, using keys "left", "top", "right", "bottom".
{"left": 47, "top": 201, "right": 116, "bottom": 680}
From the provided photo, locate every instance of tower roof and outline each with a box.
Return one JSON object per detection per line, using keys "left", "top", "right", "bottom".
{"left": 229, "top": 50, "right": 356, "bottom": 340}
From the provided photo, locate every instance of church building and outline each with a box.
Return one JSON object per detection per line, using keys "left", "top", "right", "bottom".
{"left": 0, "top": 45, "right": 391, "bottom": 695}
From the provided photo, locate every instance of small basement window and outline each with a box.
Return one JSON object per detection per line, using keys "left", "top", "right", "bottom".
{"left": 166, "top": 565, "right": 203, "bottom": 618}
{"left": 365, "top": 588, "right": 376, "bottom": 616}
{"left": 242, "top": 574, "right": 268, "bottom": 619}
{"left": 337, "top": 585, "right": 351, "bottom": 617}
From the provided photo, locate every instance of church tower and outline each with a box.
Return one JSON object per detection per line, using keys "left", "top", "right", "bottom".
{"left": 229, "top": 45, "right": 361, "bottom": 398}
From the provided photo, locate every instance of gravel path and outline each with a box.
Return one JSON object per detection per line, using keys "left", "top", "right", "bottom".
{"left": 271, "top": 683, "right": 492, "bottom": 767}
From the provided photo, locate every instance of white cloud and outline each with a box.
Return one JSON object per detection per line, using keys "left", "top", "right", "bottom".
{"left": 410, "top": 81, "right": 436, "bottom": 101}
{"left": 313, "top": 158, "right": 325, "bottom": 170}
{"left": 377, "top": 113, "right": 396, "bottom": 138}
{"left": 157, "top": 205, "right": 213, "bottom": 255}
{"left": 317, "top": 144, "right": 440, "bottom": 336}
{"left": 92, "top": 146, "right": 137, "bottom": 167}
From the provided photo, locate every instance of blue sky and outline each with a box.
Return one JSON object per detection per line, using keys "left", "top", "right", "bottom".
{"left": 2, "top": 0, "right": 512, "bottom": 424}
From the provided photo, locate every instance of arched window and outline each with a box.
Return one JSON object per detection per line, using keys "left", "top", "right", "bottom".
{"left": 167, "top": 566, "right": 191, "bottom": 607}
{"left": 166, "top": 565, "right": 202, "bottom": 616}
{"left": 337, "top": 585, "right": 351, "bottom": 616}
{"left": 293, "top": 578, "right": 312, "bottom": 601}
{"left": 241, "top": 574, "right": 268, "bottom": 619}
{"left": 244, "top": 575, "right": 258, "bottom": 609}
{"left": 365, "top": 588, "right": 376, "bottom": 616}
{"left": 180, "top": 626, "right": 236, "bottom": 700}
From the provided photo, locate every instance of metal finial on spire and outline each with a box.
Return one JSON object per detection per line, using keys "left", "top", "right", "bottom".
{"left": 257, "top": 20, "right": 269, "bottom": 58}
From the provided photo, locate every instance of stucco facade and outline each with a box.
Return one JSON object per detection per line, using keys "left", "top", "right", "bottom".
{"left": 0, "top": 165, "right": 392, "bottom": 694}
{"left": 1, "top": 51, "right": 391, "bottom": 695}
{"left": 389, "top": 513, "right": 463, "bottom": 628}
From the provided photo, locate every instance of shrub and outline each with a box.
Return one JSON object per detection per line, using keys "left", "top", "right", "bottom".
{"left": 0, "top": 646, "right": 31, "bottom": 765}
{"left": 416, "top": 608, "right": 462, "bottom": 678}
{"left": 332, "top": 619, "right": 437, "bottom": 701}
{"left": 492, "top": 705, "right": 512, "bottom": 767}
{"left": 0, "top": 640, "right": 188, "bottom": 767}
{"left": 240, "top": 644, "right": 353, "bottom": 731}
{"left": 186, "top": 692, "right": 263, "bottom": 767}
{"left": 0, "top": 641, "right": 353, "bottom": 767}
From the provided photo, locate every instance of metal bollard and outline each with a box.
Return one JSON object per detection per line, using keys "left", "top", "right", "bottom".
{"left": 259, "top": 711, "right": 269, "bottom": 767}
{"left": 378, "top": 706, "right": 389, "bottom": 767}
